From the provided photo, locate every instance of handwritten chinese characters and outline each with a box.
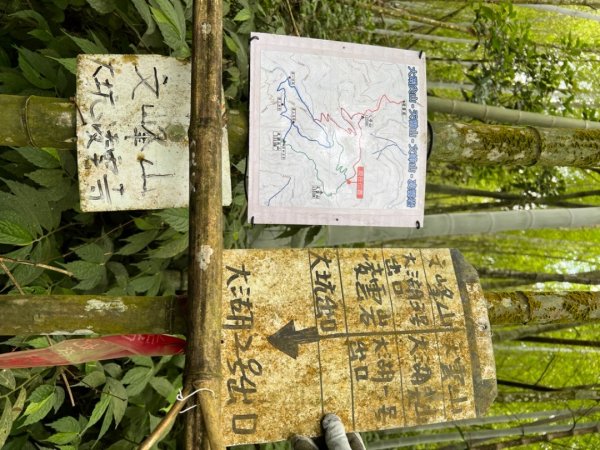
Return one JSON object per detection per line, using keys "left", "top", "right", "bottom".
{"left": 220, "top": 248, "right": 495, "bottom": 446}
{"left": 76, "top": 54, "right": 231, "bottom": 211}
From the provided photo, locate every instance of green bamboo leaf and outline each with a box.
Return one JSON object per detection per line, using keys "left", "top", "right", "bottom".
{"left": 122, "top": 367, "right": 152, "bottom": 396}
{"left": 9, "top": 10, "right": 51, "bottom": 32}
{"left": 77, "top": 370, "right": 106, "bottom": 389}
{"left": 3, "top": 179, "right": 57, "bottom": 232}
{"left": 12, "top": 388, "right": 27, "bottom": 422}
{"left": 150, "top": 5, "right": 190, "bottom": 58}
{"left": 98, "top": 401, "right": 113, "bottom": 440}
{"left": 17, "top": 47, "right": 56, "bottom": 90}
{"left": 62, "top": 260, "right": 104, "bottom": 281}
{"left": 82, "top": 387, "right": 111, "bottom": 432}
{"left": 0, "top": 399, "right": 13, "bottom": 448}
{"left": 147, "top": 232, "right": 188, "bottom": 259}
{"left": 106, "top": 378, "right": 127, "bottom": 427}
{"left": 45, "top": 431, "right": 79, "bottom": 445}
{"left": 102, "top": 363, "right": 122, "bottom": 379}
{"left": 149, "top": 377, "right": 173, "bottom": 399}
{"left": 86, "top": 0, "right": 117, "bottom": 14}
{"left": 25, "top": 169, "right": 69, "bottom": 189}
{"left": 0, "top": 369, "right": 16, "bottom": 390}
{"left": 107, "top": 262, "right": 129, "bottom": 289}
{"left": 15, "top": 147, "right": 61, "bottom": 169}
{"left": 117, "top": 230, "right": 159, "bottom": 256}
{"left": 106, "top": 440, "right": 134, "bottom": 450}
{"left": 53, "top": 386, "right": 65, "bottom": 413}
{"left": 47, "top": 57, "right": 77, "bottom": 75}
{"left": 0, "top": 219, "right": 33, "bottom": 245}
{"left": 132, "top": 0, "right": 157, "bottom": 35}
{"left": 224, "top": 33, "right": 238, "bottom": 53}
{"left": 74, "top": 242, "right": 109, "bottom": 264}
{"left": 129, "top": 356, "right": 154, "bottom": 368}
{"left": 20, "top": 384, "right": 56, "bottom": 426}
{"left": 233, "top": 8, "right": 251, "bottom": 21}
{"left": 156, "top": 208, "right": 189, "bottom": 232}
{"left": 66, "top": 32, "right": 107, "bottom": 54}
{"left": 49, "top": 416, "right": 80, "bottom": 433}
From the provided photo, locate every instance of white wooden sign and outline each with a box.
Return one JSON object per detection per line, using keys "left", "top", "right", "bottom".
{"left": 76, "top": 54, "right": 231, "bottom": 212}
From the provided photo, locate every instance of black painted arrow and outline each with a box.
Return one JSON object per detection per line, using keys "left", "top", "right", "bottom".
{"left": 267, "top": 320, "right": 320, "bottom": 359}
{"left": 267, "top": 320, "right": 459, "bottom": 359}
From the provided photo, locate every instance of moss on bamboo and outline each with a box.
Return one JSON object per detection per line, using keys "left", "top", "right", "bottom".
{"left": 486, "top": 291, "right": 600, "bottom": 325}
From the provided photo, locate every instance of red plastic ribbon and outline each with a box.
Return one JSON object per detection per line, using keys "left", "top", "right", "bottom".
{"left": 0, "top": 335, "right": 186, "bottom": 369}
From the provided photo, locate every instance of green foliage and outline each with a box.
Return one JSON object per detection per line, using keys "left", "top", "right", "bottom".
{"left": 0, "top": 0, "right": 599, "bottom": 448}
{"left": 469, "top": 1, "right": 582, "bottom": 115}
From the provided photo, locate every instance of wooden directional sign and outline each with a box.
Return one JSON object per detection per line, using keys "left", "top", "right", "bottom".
{"left": 220, "top": 248, "right": 496, "bottom": 445}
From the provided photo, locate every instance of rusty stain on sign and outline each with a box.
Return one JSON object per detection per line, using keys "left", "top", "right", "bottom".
{"left": 220, "top": 248, "right": 496, "bottom": 445}
{"left": 76, "top": 54, "right": 231, "bottom": 211}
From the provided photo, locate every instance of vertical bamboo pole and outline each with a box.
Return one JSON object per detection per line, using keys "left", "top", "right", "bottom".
{"left": 185, "top": 0, "right": 223, "bottom": 449}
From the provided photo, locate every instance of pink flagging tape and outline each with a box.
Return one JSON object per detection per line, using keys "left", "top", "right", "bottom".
{"left": 0, "top": 335, "right": 185, "bottom": 369}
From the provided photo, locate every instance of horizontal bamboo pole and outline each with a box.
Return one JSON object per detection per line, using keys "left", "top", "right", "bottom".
{"left": 0, "top": 95, "right": 76, "bottom": 148}
{"left": 0, "top": 94, "right": 248, "bottom": 160}
{"left": 428, "top": 96, "right": 600, "bottom": 130}
{"left": 0, "top": 294, "right": 186, "bottom": 335}
{"left": 430, "top": 122, "right": 600, "bottom": 167}
{"left": 5, "top": 94, "right": 600, "bottom": 167}
{"left": 1, "top": 290, "right": 599, "bottom": 335}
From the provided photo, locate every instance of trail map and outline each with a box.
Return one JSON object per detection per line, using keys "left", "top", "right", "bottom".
{"left": 248, "top": 33, "right": 427, "bottom": 227}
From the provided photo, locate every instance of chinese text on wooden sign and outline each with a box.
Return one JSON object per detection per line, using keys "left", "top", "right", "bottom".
{"left": 76, "top": 54, "right": 231, "bottom": 211}
{"left": 220, "top": 248, "right": 496, "bottom": 445}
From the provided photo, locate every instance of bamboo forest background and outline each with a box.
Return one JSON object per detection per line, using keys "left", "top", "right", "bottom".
{"left": 0, "top": 0, "right": 599, "bottom": 448}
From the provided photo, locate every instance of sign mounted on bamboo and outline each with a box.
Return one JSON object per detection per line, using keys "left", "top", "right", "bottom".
{"left": 76, "top": 55, "right": 232, "bottom": 212}
{"left": 220, "top": 248, "right": 496, "bottom": 445}
{"left": 248, "top": 33, "right": 428, "bottom": 228}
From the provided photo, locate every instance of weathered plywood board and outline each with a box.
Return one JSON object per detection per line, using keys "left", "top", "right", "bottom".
{"left": 220, "top": 248, "right": 496, "bottom": 445}
{"left": 76, "top": 54, "right": 231, "bottom": 211}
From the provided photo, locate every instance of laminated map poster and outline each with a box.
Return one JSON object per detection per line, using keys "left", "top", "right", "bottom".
{"left": 248, "top": 33, "right": 427, "bottom": 227}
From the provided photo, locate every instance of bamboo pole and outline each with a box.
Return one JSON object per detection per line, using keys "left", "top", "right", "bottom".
{"left": 5, "top": 94, "right": 600, "bottom": 168}
{"left": 0, "top": 95, "right": 76, "bottom": 148}
{"left": 359, "top": 0, "right": 476, "bottom": 35}
{"left": 396, "top": 0, "right": 600, "bottom": 5}
{"left": 1, "top": 290, "right": 599, "bottom": 335}
{"left": 184, "top": 0, "right": 223, "bottom": 449}
{"left": 430, "top": 122, "right": 600, "bottom": 167}
{"left": 0, "top": 294, "right": 186, "bottom": 335}
{"left": 428, "top": 97, "right": 600, "bottom": 130}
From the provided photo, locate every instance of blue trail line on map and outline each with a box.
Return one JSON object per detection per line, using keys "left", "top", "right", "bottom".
{"left": 371, "top": 133, "right": 405, "bottom": 160}
{"left": 267, "top": 175, "right": 292, "bottom": 206}
{"left": 276, "top": 78, "right": 333, "bottom": 149}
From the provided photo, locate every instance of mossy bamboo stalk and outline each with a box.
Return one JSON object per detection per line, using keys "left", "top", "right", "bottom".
{"left": 401, "top": 0, "right": 600, "bottom": 5}
{"left": 428, "top": 97, "right": 600, "bottom": 129}
{"left": 427, "top": 183, "right": 600, "bottom": 202}
{"left": 359, "top": 0, "right": 475, "bottom": 35}
{"left": 0, "top": 94, "right": 248, "bottom": 158}
{"left": 430, "top": 122, "right": 600, "bottom": 166}
{"left": 477, "top": 267, "right": 600, "bottom": 285}
{"left": 1, "top": 289, "right": 599, "bottom": 334}
{"left": 369, "top": 421, "right": 600, "bottom": 450}
{"left": 5, "top": 95, "right": 600, "bottom": 168}
{"left": 485, "top": 291, "right": 600, "bottom": 325}
{"left": 0, "top": 95, "right": 75, "bottom": 148}
{"left": 184, "top": 0, "right": 224, "bottom": 448}
{"left": 358, "top": 27, "right": 475, "bottom": 44}
{"left": 0, "top": 294, "right": 186, "bottom": 335}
